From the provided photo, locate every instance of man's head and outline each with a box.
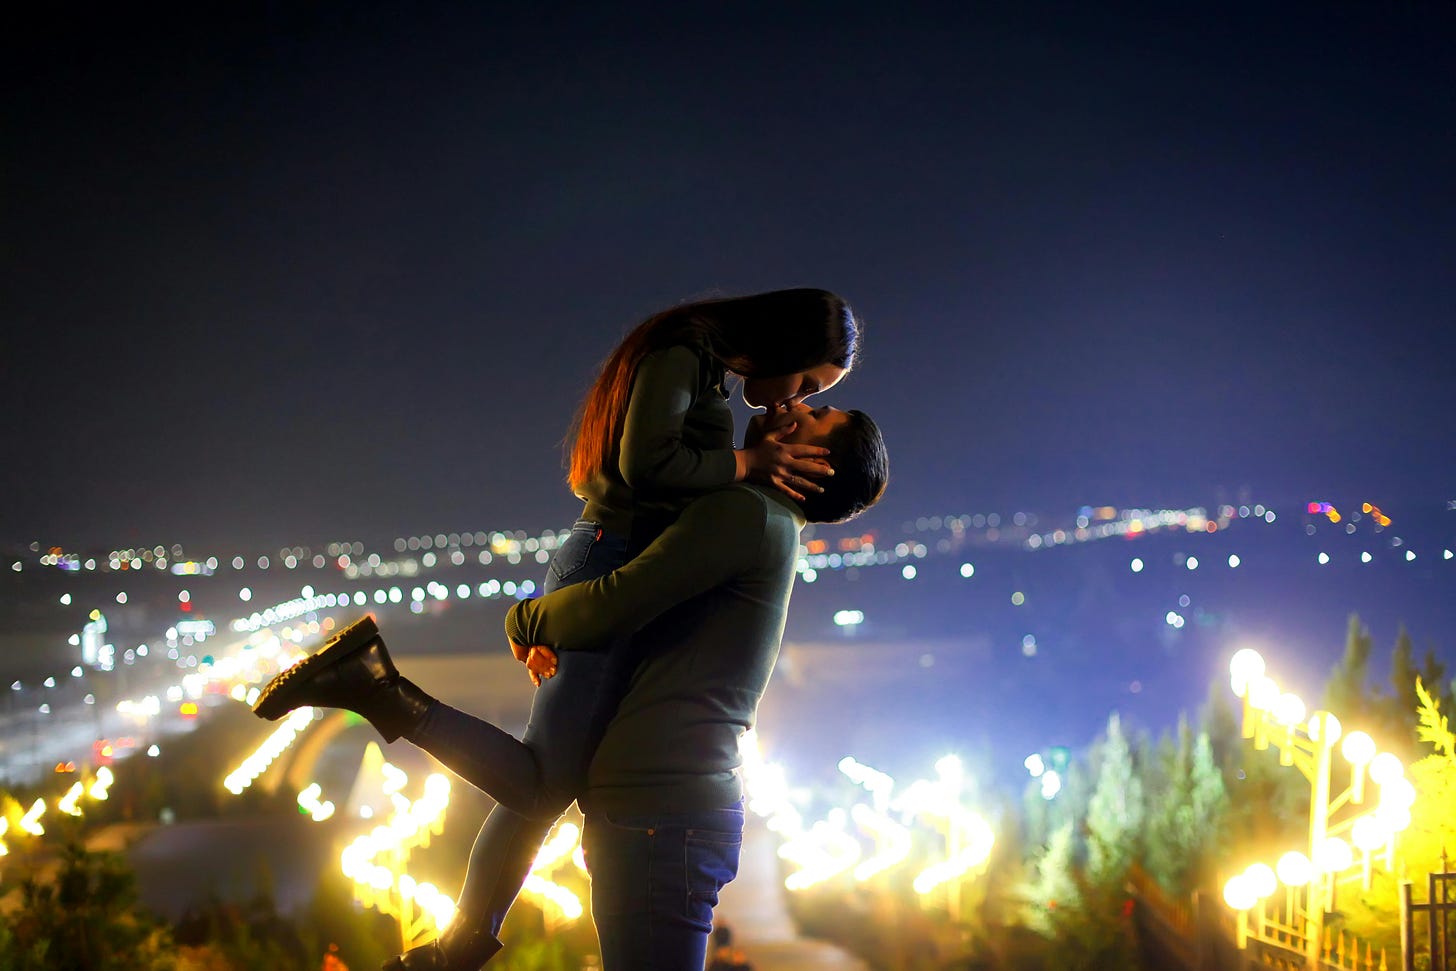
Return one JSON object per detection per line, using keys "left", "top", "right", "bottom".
{"left": 750, "top": 403, "right": 889, "bottom": 523}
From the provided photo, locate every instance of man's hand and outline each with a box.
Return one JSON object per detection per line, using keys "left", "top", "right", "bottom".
{"left": 525, "top": 645, "right": 558, "bottom": 687}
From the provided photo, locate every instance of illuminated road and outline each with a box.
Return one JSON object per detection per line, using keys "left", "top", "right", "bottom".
{"left": 0, "top": 666, "right": 204, "bottom": 786}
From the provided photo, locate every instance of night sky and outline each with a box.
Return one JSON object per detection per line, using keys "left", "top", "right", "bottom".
{"left": 7, "top": 3, "right": 1455, "bottom": 552}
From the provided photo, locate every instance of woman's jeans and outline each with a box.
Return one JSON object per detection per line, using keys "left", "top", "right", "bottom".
{"left": 405, "top": 519, "right": 634, "bottom": 942}
{"left": 583, "top": 802, "right": 744, "bottom": 970}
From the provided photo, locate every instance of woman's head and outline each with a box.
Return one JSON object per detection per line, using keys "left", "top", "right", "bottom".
{"left": 568, "top": 288, "right": 861, "bottom": 490}
{"left": 688, "top": 288, "right": 858, "bottom": 408}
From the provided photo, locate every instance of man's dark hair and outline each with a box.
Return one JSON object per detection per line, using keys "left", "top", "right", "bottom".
{"left": 798, "top": 410, "right": 888, "bottom": 524}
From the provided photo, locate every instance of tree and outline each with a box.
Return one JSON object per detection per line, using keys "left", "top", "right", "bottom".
{"left": 1021, "top": 779, "right": 1051, "bottom": 857}
{"left": 1143, "top": 718, "right": 1194, "bottom": 896}
{"left": 1085, "top": 713, "right": 1143, "bottom": 889}
{"left": 1325, "top": 614, "right": 1378, "bottom": 732}
{"left": 1140, "top": 712, "right": 1230, "bottom": 899}
{"left": 1186, "top": 730, "right": 1228, "bottom": 889}
{"left": 1385, "top": 626, "right": 1421, "bottom": 757}
{"left": 0, "top": 841, "right": 178, "bottom": 971}
{"left": 1021, "top": 822, "right": 1081, "bottom": 938}
{"left": 1418, "top": 647, "right": 1452, "bottom": 725}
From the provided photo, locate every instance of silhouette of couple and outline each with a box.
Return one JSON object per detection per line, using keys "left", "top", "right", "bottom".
{"left": 255, "top": 289, "right": 888, "bottom": 970}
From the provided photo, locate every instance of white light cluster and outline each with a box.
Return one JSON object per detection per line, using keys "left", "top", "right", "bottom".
{"left": 298, "top": 783, "right": 336, "bottom": 822}
{"left": 224, "top": 707, "right": 317, "bottom": 794}
{"left": 519, "top": 820, "right": 590, "bottom": 921}
{"left": 340, "top": 768, "right": 456, "bottom": 936}
{"left": 742, "top": 735, "right": 995, "bottom": 897}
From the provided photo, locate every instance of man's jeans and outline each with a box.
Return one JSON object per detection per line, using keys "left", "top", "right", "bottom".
{"left": 583, "top": 802, "right": 744, "bottom": 970}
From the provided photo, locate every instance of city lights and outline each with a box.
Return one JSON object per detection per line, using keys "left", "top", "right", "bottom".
{"left": 19, "top": 798, "right": 46, "bottom": 836}
{"left": 224, "top": 706, "right": 317, "bottom": 794}
{"left": 519, "top": 821, "right": 590, "bottom": 925}
{"left": 340, "top": 759, "right": 455, "bottom": 950}
{"left": 5, "top": 488, "right": 1451, "bottom": 968}
{"left": 849, "top": 804, "right": 912, "bottom": 881}
{"left": 89, "top": 767, "right": 114, "bottom": 800}
{"left": 57, "top": 782, "right": 84, "bottom": 817}
{"left": 298, "top": 783, "right": 337, "bottom": 822}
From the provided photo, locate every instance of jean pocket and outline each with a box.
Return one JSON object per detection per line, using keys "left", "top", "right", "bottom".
{"left": 683, "top": 826, "right": 743, "bottom": 924}
{"left": 549, "top": 520, "right": 602, "bottom": 583}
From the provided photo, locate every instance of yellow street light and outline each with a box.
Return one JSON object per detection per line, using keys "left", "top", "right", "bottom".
{"left": 1307, "top": 711, "right": 1342, "bottom": 745}
{"left": 1351, "top": 815, "right": 1388, "bottom": 853}
{"left": 1230, "top": 649, "right": 1265, "bottom": 696}
{"left": 1226, "top": 650, "right": 1413, "bottom": 971}
{"left": 1368, "top": 752, "right": 1403, "bottom": 787}
{"left": 1341, "top": 731, "right": 1375, "bottom": 766}
{"left": 1381, "top": 778, "right": 1417, "bottom": 815}
{"left": 1375, "top": 804, "right": 1412, "bottom": 834}
{"left": 1274, "top": 693, "right": 1307, "bottom": 726}
{"left": 1245, "top": 863, "right": 1278, "bottom": 899}
{"left": 1248, "top": 676, "right": 1280, "bottom": 712}
{"left": 1277, "top": 851, "right": 1314, "bottom": 887}
{"left": 1341, "top": 730, "right": 1377, "bottom": 801}
{"left": 1315, "top": 836, "right": 1353, "bottom": 874}
{"left": 1224, "top": 874, "right": 1258, "bottom": 911}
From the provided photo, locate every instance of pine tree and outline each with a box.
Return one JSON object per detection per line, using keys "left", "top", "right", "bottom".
{"left": 1086, "top": 712, "right": 1143, "bottom": 889}
{"left": 1022, "top": 779, "right": 1050, "bottom": 852}
{"left": 1021, "top": 822, "right": 1081, "bottom": 938}
{"left": 1144, "top": 717, "right": 1195, "bottom": 895}
{"left": 1386, "top": 626, "right": 1421, "bottom": 756}
{"left": 1186, "top": 730, "right": 1228, "bottom": 890}
{"left": 1325, "top": 614, "right": 1377, "bottom": 730}
{"left": 1199, "top": 677, "right": 1240, "bottom": 773}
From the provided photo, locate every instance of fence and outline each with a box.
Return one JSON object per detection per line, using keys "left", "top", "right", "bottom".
{"left": 1401, "top": 855, "right": 1455, "bottom": 971}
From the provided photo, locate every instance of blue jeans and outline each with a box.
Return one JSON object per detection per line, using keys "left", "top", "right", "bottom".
{"left": 583, "top": 802, "right": 744, "bottom": 970}
{"left": 406, "top": 520, "right": 636, "bottom": 940}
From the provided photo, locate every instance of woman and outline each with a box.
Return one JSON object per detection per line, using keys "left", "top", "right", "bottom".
{"left": 256, "top": 287, "right": 859, "bottom": 969}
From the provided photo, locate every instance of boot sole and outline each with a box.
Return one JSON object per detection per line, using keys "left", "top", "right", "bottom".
{"left": 251, "top": 614, "right": 381, "bottom": 721}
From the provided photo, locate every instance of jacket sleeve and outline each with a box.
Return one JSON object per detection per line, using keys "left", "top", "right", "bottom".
{"left": 616, "top": 344, "right": 738, "bottom": 492}
{"left": 506, "top": 488, "right": 766, "bottom": 652}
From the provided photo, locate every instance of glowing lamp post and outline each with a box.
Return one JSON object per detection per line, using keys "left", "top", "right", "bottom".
{"left": 1226, "top": 649, "right": 1410, "bottom": 970}
{"left": 1224, "top": 862, "right": 1279, "bottom": 946}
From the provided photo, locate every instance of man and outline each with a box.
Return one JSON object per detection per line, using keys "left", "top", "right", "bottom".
{"left": 253, "top": 402, "right": 889, "bottom": 969}
{"left": 506, "top": 402, "right": 887, "bottom": 968}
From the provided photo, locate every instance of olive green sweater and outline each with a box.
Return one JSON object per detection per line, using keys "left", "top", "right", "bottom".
{"left": 506, "top": 485, "right": 804, "bottom": 814}
{"left": 576, "top": 341, "right": 737, "bottom": 539}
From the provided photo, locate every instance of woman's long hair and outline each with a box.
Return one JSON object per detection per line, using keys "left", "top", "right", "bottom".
{"left": 567, "top": 288, "right": 859, "bottom": 491}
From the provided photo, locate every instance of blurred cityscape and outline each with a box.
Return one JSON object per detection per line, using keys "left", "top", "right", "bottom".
{"left": 2, "top": 494, "right": 1453, "bottom": 969}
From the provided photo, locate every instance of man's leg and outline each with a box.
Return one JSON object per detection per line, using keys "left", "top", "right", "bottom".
{"left": 582, "top": 803, "right": 744, "bottom": 970}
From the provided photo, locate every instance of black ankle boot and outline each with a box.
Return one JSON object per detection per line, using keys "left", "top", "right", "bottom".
{"left": 252, "top": 615, "right": 434, "bottom": 742}
{"left": 382, "top": 926, "right": 503, "bottom": 970}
